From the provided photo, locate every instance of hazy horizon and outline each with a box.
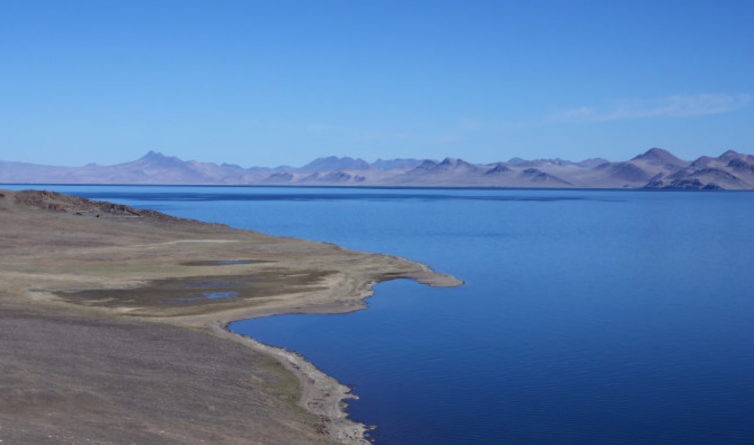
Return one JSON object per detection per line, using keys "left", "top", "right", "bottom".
{"left": 3, "top": 146, "right": 736, "bottom": 170}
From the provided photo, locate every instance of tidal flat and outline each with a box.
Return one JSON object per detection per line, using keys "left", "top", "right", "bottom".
{"left": 0, "top": 189, "right": 460, "bottom": 444}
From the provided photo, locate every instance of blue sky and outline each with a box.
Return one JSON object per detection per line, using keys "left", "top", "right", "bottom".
{"left": 1, "top": 0, "right": 752, "bottom": 167}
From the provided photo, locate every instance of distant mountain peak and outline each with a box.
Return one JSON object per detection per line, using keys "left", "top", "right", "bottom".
{"left": 484, "top": 164, "right": 511, "bottom": 175}
{"left": 633, "top": 147, "right": 671, "bottom": 160}
{"left": 439, "top": 157, "right": 476, "bottom": 167}
{"left": 132, "top": 151, "right": 190, "bottom": 170}
{"left": 435, "top": 158, "right": 479, "bottom": 172}
{"left": 415, "top": 160, "right": 439, "bottom": 170}
{"left": 298, "top": 156, "right": 370, "bottom": 173}
{"left": 319, "top": 156, "right": 359, "bottom": 162}
{"left": 632, "top": 147, "right": 687, "bottom": 167}
{"left": 718, "top": 149, "right": 740, "bottom": 160}
{"left": 140, "top": 150, "right": 167, "bottom": 160}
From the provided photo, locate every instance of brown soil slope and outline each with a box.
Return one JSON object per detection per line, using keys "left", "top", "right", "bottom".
{"left": 0, "top": 189, "right": 460, "bottom": 444}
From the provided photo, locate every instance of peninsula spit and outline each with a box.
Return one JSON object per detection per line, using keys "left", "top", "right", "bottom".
{"left": 0, "top": 189, "right": 460, "bottom": 444}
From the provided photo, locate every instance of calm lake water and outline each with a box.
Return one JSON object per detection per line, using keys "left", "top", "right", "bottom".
{"left": 8, "top": 185, "right": 754, "bottom": 444}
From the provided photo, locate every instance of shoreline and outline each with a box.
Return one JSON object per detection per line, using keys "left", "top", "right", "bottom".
{"left": 209, "top": 322, "right": 370, "bottom": 445}
{"left": 0, "top": 188, "right": 462, "bottom": 444}
{"left": 203, "top": 272, "right": 460, "bottom": 444}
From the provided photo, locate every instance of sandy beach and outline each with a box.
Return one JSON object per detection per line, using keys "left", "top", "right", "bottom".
{"left": 0, "top": 189, "right": 460, "bottom": 444}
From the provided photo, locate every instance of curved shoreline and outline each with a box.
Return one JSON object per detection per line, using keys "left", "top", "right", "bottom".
{"left": 209, "top": 322, "right": 370, "bottom": 445}
{"left": 0, "top": 188, "right": 462, "bottom": 444}
{"left": 205, "top": 272, "right": 462, "bottom": 444}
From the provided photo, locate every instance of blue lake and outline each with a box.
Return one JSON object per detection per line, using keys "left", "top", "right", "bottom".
{"left": 8, "top": 185, "right": 754, "bottom": 444}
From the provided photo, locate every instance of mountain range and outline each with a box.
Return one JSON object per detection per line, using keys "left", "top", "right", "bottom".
{"left": 2, "top": 148, "right": 754, "bottom": 189}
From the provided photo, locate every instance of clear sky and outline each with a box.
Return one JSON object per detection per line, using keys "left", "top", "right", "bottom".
{"left": 1, "top": 0, "right": 752, "bottom": 168}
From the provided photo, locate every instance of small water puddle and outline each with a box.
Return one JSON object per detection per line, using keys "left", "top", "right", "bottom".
{"left": 173, "top": 291, "right": 240, "bottom": 303}
{"left": 182, "top": 260, "right": 257, "bottom": 266}
{"left": 185, "top": 280, "right": 240, "bottom": 288}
